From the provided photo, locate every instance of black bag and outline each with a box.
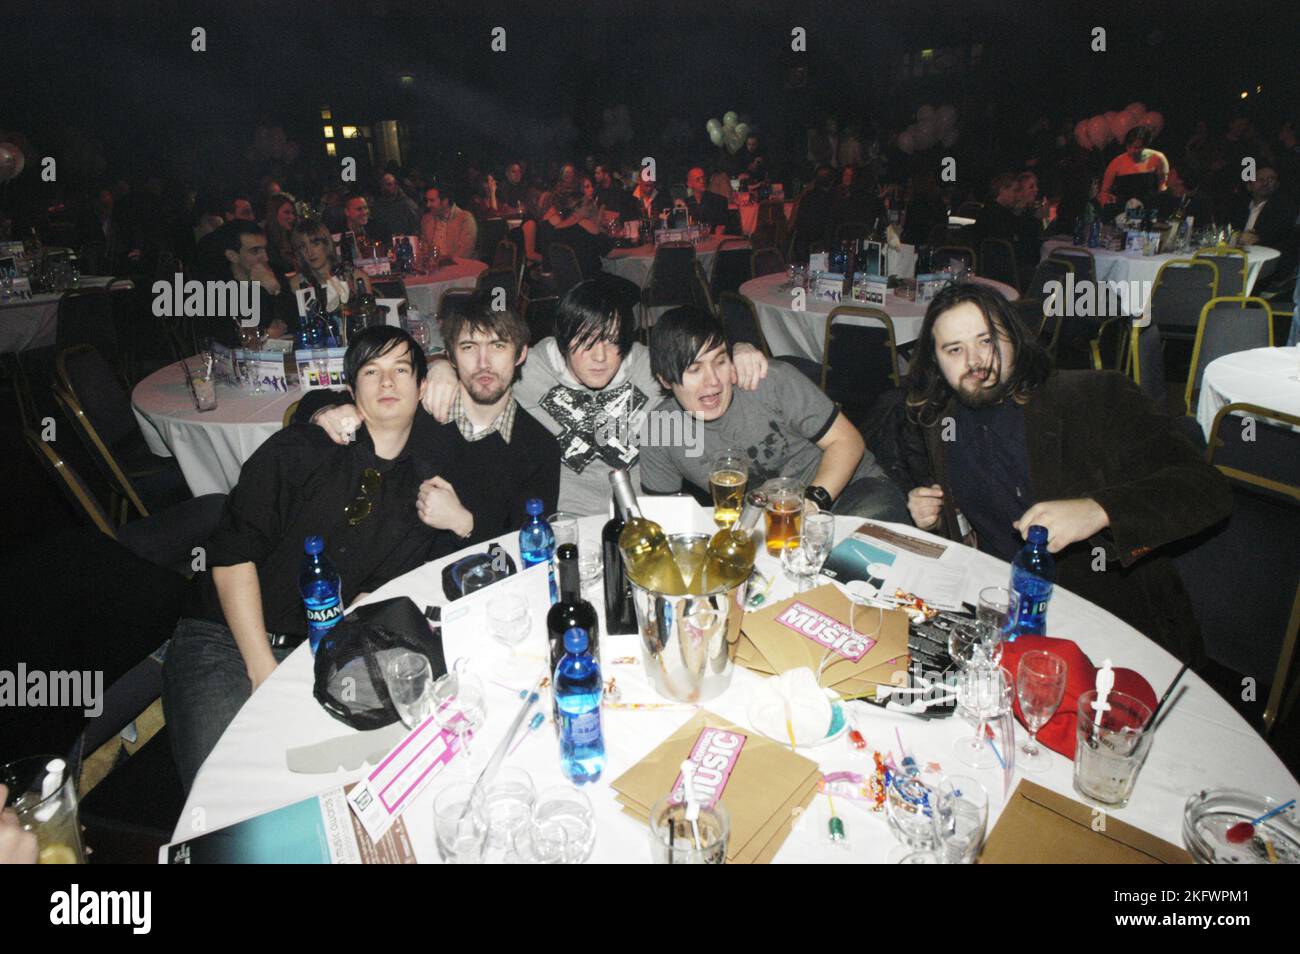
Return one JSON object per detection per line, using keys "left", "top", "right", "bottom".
{"left": 441, "top": 543, "right": 516, "bottom": 600}
{"left": 312, "top": 596, "right": 447, "bottom": 730}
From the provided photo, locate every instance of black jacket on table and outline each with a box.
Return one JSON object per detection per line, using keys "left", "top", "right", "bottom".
{"left": 901, "top": 370, "right": 1233, "bottom": 665}
{"left": 294, "top": 389, "right": 562, "bottom": 541}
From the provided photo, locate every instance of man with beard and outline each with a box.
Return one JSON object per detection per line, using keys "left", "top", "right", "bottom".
{"left": 299, "top": 290, "right": 560, "bottom": 535}
{"left": 900, "top": 282, "right": 1231, "bottom": 664}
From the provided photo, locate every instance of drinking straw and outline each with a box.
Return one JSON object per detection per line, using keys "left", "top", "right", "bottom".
{"left": 1093, "top": 659, "right": 1115, "bottom": 729}
{"left": 784, "top": 698, "right": 798, "bottom": 753}
{"left": 460, "top": 671, "right": 545, "bottom": 820}
{"left": 1145, "top": 663, "right": 1189, "bottom": 731}
{"left": 679, "top": 760, "right": 703, "bottom": 850}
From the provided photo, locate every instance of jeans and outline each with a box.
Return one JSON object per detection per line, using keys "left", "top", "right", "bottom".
{"left": 832, "top": 475, "right": 911, "bottom": 523}
{"left": 162, "top": 618, "right": 294, "bottom": 793}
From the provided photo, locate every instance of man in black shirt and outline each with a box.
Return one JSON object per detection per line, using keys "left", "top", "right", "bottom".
{"left": 303, "top": 290, "right": 561, "bottom": 535}
{"left": 163, "top": 327, "right": 473, "bottom": 791}
{"left": 685, "top": 167, "right": 730, "bottom": 234}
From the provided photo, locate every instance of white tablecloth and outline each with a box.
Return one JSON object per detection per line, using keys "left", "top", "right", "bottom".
{"left": 175, "top": 501, "right": 1297, "bottom": 863}
{"left": 0, "top": 275, "right": 126, "bottom": 355}
{"left": 740, "top": 273, "right": 1019, "bottom": 365}
{"left": 1196, "top": 346, "right": 1300, "bottom": 439}
{"left": 602, "top": 236, "right": 728, "bottom": 288}
{"left": 1040, "top": 240, "right": 1279, "bottom": 316}
{"left": 401, "top": 260, "right": 487, "bottom": 317}
{"left": 132, "top": 360, "right": 315, "bottom": 496}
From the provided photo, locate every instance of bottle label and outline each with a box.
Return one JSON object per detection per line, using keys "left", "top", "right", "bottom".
{"left": 564, "top": 709, "right": 602, "bottom": 746}
{"left": 306, "top": 598, "right": 343, "bottom": 629}
{"left": 670, "top": 728, "right": 747, "bottom": 808}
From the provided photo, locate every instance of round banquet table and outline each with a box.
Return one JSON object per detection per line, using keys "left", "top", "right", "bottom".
{"left": 1040, "top": 239, "right": 1279, "bottom": 316}
{"left": 175, "top": 502, "right": 1297, "bottom": 863}
{"left": 0, "top": 275, "right": 128, "bottom": 355}
{"left": 400, "top": 259, "right": 486, "bottom": 317}
{"left": 740, "top": 272, "right": 1020, "bottom": 365}
{"left": 133, "top": 359, "right": 323, "bottom": 496}
{"left": 601, "top": 235, "right": 731, "bottom": 287}
{"left": 1196, "top": 346, "right": 1300, "bottom": 439}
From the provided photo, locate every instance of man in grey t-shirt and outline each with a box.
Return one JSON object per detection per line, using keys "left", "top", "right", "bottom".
{"left": 639, "top": 307, "right": 908, "bottom": 521}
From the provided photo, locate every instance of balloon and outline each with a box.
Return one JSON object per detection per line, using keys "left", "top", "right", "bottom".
{"left": 941, "top": 129, "right": 959, "bottom": 148}
{"left": 1140, "top": 111, "right": 1164, "bottom": 136}
{"left": 722, "top": 111, "right": 738, "bottom": 130}
{"left": 1110, "top": 110, "right": 1136, "bottom": 143}
{"left": 706, "top": 118, "right": 722, "bottom": 136}
{"left": 1074, "top": 119, "right": 1092, "bottom": 150}
{"left": 1088, "top": 115, "right": 1108, "bottom": 148}
{"left": 708, "top": 127, "right": 724, "bottom": 147}
{"left": 936, "top": 104, "right": 957, "bottom": 131}
{"left": 897, "top": 130, "right": 915, "bottom": 154}
{"left": 734, "top": 122, "right": 750, "bottom": 142}
{"left": 1125, "top": 102, "right": 1147, "bottom": 118}
{"left": 0, "top": 144, "right": 20, "bottom": 184}
{"left": 725, "top": 131, "right": 742, "bottom": 154}
{"left": 917, "top": 104, "right": 936, "bottom": 124}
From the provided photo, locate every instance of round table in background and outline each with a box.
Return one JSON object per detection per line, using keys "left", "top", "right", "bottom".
{"left": 401, "top": 259, "right": 486, "bottom": 317}
{"left": 1039, "top": 240, "right": 1279, "bottom": 316}
{"left": 740, "top": 272, "right": 1019, "bottom": 365}
{"left": 0, "top": 275, "right": 128, "bottom": 355}
{"left": 1196, "top": 346, "right": 1300, "bottom": 439}
{"left": 602, "top": 235, "right": 731, "bottom": 287}
{"left": 132, "top": 359, "right": 318, "bottom": 496}
{"left": 174, "top": 502, "right": 1298, "bottom": 863}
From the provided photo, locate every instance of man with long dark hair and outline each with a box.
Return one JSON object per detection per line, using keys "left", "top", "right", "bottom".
{"left": 900, "top": 282, "right": 1231, "bottom": 663}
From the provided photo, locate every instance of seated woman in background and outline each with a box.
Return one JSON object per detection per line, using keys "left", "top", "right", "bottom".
{"left": 263, "top": 194, "right": 298, "bottom": 275}
{"left": 1099, "top": 126, "right": 1170, "bottom": 212}
{"left": 536, "top": 172, "right": 610, "bottom": 276}
{"left": 288, "top": 220, "right": 373, "bottom": 334}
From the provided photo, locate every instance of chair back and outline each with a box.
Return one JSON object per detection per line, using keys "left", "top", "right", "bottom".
{"left": 474, "top": 218, "right": 509, "bottom": 264}
{"left": 1193, "top": 246, "right": 1248, "bottom": 298}
{"left": 1128, "top": 320, "right": 1168, "bottom": 409}
{"left": 1186, "top": 296, "right": 1274, "bottom": 410}
{"left": 56, "top": 344, "right": 139, "bottom": 448}
{"left": 1149, "top": 259, "right": 1218, "bottom": 335}
{"left": 751, "top": 247, "right": 786, "bottom": 278}
{"left": 718, "top": 293, "right": 772, "bottom": 357}
{"left": 478, "top": 265, "right": 520, "bottom": 310}
{"left": 492, "top": 238, "right": 518, "bottom": 273}
{"left": 821, "top": 305, "right": 900, "bottom": 427}
{"left": 547, "top": 243, "right": 586, "bottom": 299}
{"left": 978, "top": 238, "right": 1020, "bottom": 291}
{"left": 710, "top": 240, "right": 752, "bottom": 298}
{"left": 1046, "top": 246, "right": 1098, "bottom": 286}
{"left": 954, "top": 200, "right": 983, "bottom": 219}
{"left": 55, "top": 287, "right": 117, "bottom": 359}
{"left": 282, "top": 400, "right": 301, "bottom": 430}
{"left": 437, "top": 287, "right": 476, "bottom": 324}
{"left": 23, "top": 428, "right": 117, "bottom": 537}
{"left": 51, "top": 383, "right": 149, "bottom": 520}
{"left": 1026, "top": 256, "right": 1073, "bottom": 303}
{"left": 931, "top": 245, "right": 977, "bottom": 273}
{"left": 643, "top": 242, "right": 698, "bottom": 306}
{"left": 370, "top": 278, "right": 407, "bottom": 301}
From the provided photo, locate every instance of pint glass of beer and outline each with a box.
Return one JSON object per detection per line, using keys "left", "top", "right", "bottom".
{"left": 761, "top": 477, "right": 804, "bottom": 554}
{"left": 708, "top": 451, "right": 748, "bottom": 528}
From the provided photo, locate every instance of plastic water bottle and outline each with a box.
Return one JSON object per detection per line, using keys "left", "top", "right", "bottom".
{"left": 519, "top": 498, "right": 557, "bottom": 603}
{"left": 1008, "top": 525, "right": 1055, "bottom": 640}
{"left": 555, "top": 627, "right": 605, "bottom": 784}
{"left": 300, "top": 536, "right": 343, "bottom": 653}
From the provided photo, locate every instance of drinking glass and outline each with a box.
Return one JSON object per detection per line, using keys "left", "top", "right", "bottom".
{"left": 947, "top": 621, "right": 1003, "bottom": 671}
{"left": 532, "top": 785, "right": 596, "bottom": 863}
{"left": 382, "top": 651, "right": 435, "bottom": 729}
{"left": 1073, "top": 689, "right": 1154, "bottom": 808}
{"left": 886, "top": 771, "right": 940, "bottom": 858}
{"left": 780, "top": 518, "right": 834, "bottom": 590}
{"left": 190, "top": 362, "right": 218, "bottom": 412}
{"left": 431, "top": 670, "right": 487, "bottom": 761}
{"left": 952, "top": 665, "right": 1013, "bottom": 769}
{"left": 930, "top": 775, "right": 988, "bottom": 864}
{"left": 1016, "top": 650, "right": 1068, "bottom": 772}
{"left": 484, "top": 767, "right": 536, "bottom": 851}
{"left": 507, "top": 818, "right": 570, "bottom": 864}
{"left": 1, "top": 757, "right": 84, "bottom": 864}
{"left": 487, "top": 594, "right": 531, "bottom": 651}
{"left": 649, "top": 795, "right": 730, "bottom": 864}
{"left": 708, "top": 450, "right": 748, "bottom": 528}
{"left": 576, "top": 523, "right": 604, "bottom": 592}
{"left": 310, "top": 348, "right": 331, "bottom": 388}
{"left": 548, "top": 512, "right": 579, "bottom": 550}
{"left": 433, "top": 782, "right": 488, "bottom": 863}
{"left": 977, "top": 586, "right": 1013, "bottom": 638}
{"left": 761, "top": 478, "right": 803, "bottom": 555}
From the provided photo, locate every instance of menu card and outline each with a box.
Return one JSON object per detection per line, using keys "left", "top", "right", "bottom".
{"left": 612, "top": 711, "right": 820, "bottom": 864}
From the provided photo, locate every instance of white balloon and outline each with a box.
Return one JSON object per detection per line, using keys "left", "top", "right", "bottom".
{"left": 723, "top": 111, "right": 738, "bottom": 130}
{"left": 709, "top": 127, "right": 724, "bottom": 147}
{"left": 706, "top": 118, "right": 722, "bottom": 135}
{"left": 734, "top": 122, "right": 750, "bottom": 142}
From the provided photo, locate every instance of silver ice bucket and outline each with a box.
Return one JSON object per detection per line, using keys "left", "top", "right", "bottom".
{"left": 628, "top": 533, "right": 746, "bottom": 703}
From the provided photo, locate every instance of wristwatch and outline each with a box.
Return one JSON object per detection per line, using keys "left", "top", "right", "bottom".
{"left": 804, "top": 485, "right": 833, "bottom": 513}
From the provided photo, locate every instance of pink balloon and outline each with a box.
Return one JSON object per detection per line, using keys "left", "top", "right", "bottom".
{"left": 1140, "top": 111, "right": 1164, "bottom": 137}
{"left": 1074, "top": 119, "right": 1092, "bottom": 150}
{"left": 1125, "top": 102, "right": 1147, "bottom": 119}
{"left": 897, "top": 130, "right": 915, "bottom": 154}
{"left": 1110, "top": 111, "right": 1137, "bottom": 142}
{"left": 1088, "top": 115, "right": 1108, "bottom": 148}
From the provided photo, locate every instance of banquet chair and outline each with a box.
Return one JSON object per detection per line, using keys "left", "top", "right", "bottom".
{"left": 1025, "top": 256, "right": 1073, "bottom": 303}
{"left": 931, "top": 245, "right": 977, "bottom": 273}
{"left": 640, "top": 242, "right": 699, "bottom": 333}
{"left": 1184, "top": 296, "right": 1274, "bottom": 416}
{"left": 692, "top": 261, "right": 717, "bottom": 317}
{"left": 978, "top": 238, "right": 1021, "bottom": 292}
{"left": 1046, "top": 246, "right": 1098, "bottom": 288}
{"left": 370, "top": 278, "right": 407, "bottom": 301}
{"left": 492, "top": 238, "right": 519, "bottom": 274}
{"left": 954, "top": 200, "right": 983, "bottom": 219}
{"left": 750, "top": 221, "right": 779, "bottom": 253}
{"left": 478, "top": 265, "right": 521, "bottom": 311}
{"left": 820, "top": 305, "right": 901, "bottom": 431}
{"left": 55, "top": 344, "right": 189, "bottom": 522}
{"left": 1127, "top": 320, "right": 1170, "bottom": 412}
{"left": 474, "top": 218, "right": 508, "bottom": 264}
{"left": 710, "top": 239, "right": 753, "bottom": 299}
{"left": 750, "top": 247, "right": 786, "bottom": 279}
{"left": 437, "top": 288, "right": 476, "bottom": 325}
{"left": 55, "top": 287, "right": 120, "bottom": 373}
{"left": 546, "top": 243, "right": 587, "bottom": 300}
{"left": 1149, "top": 258, "right": 1218, "bottom": 341}
{"left": 1174, "top": 403, "right": 1300, "bottom": 735}
{"left": 1192, "top": 246, "right": 1249, "bottom": 299}
{"left": 282, "top": 400, "right": 301, "bottom": 430}
{"left": 719, "top": 292, "right": 821, "bottom": 384}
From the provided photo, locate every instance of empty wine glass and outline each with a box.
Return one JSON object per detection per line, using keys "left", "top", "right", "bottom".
{"left": 930, "top": 775, "right": 988, "bottom": 864}
{"left": 431, "top": 668, "right": 487, "bottom": 763}
{"left": 1016, "top": 650, "right": 1068, "bottom": 773}
{"left": 483, "top": 767, "right": 536, "bottom": 851}
{"left": 948, "top": 621, "right": 1003, "bottom": 671}
{"left": 780, "top": 516, "right": 834, "bottom": 591}
{"left": 532, "top": 785, "right": 596, "bottom": 863}
{"left": 952, "top": 665, "right": 1013, "bottom": 769}
{"left": 886, "top": 771, "right": 941, "bottom": 862}
{"left": 382, "top": 651, "right": 435, "bottom": 729}
{"left": 433, "top": 782, "right": 488, "bottom": 864}
{"left": 487, "top": 594, "right": 532, "bottom": 651}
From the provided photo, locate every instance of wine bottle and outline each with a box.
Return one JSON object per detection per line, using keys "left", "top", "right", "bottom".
{"left": 692, "top": 491, "right": 766, "bottom": 593}
{"left": 601, "top": 494, "right": 639, "bottom": 635}
{"left": 608, "top": 469, "right": 688, "bottom": 595}
{"left": 547, "top": 543, "right": 600, "bottom": 677}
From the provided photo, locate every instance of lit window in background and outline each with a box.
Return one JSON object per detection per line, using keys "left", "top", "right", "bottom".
{"left": 321, "top": 108, "right": 332, "bottom": 120}
{"left": 921, "top": 49, "right": 935, "bottom": 60}
{"left": 323, "top": 126, "right": 335, "bottom": 139}
{"left": 399, "top": 73, "right": 415, "bottom": 88}
{"left": 325, "top": 142, "right": 337, "bottom": 156}
{"left": 342, "top": 126, "right": 359, "bottom": 139}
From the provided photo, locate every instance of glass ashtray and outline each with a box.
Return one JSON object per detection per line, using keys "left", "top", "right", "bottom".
{"left": 1183, "top": 789, "right": 1299, "bottom": 864}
